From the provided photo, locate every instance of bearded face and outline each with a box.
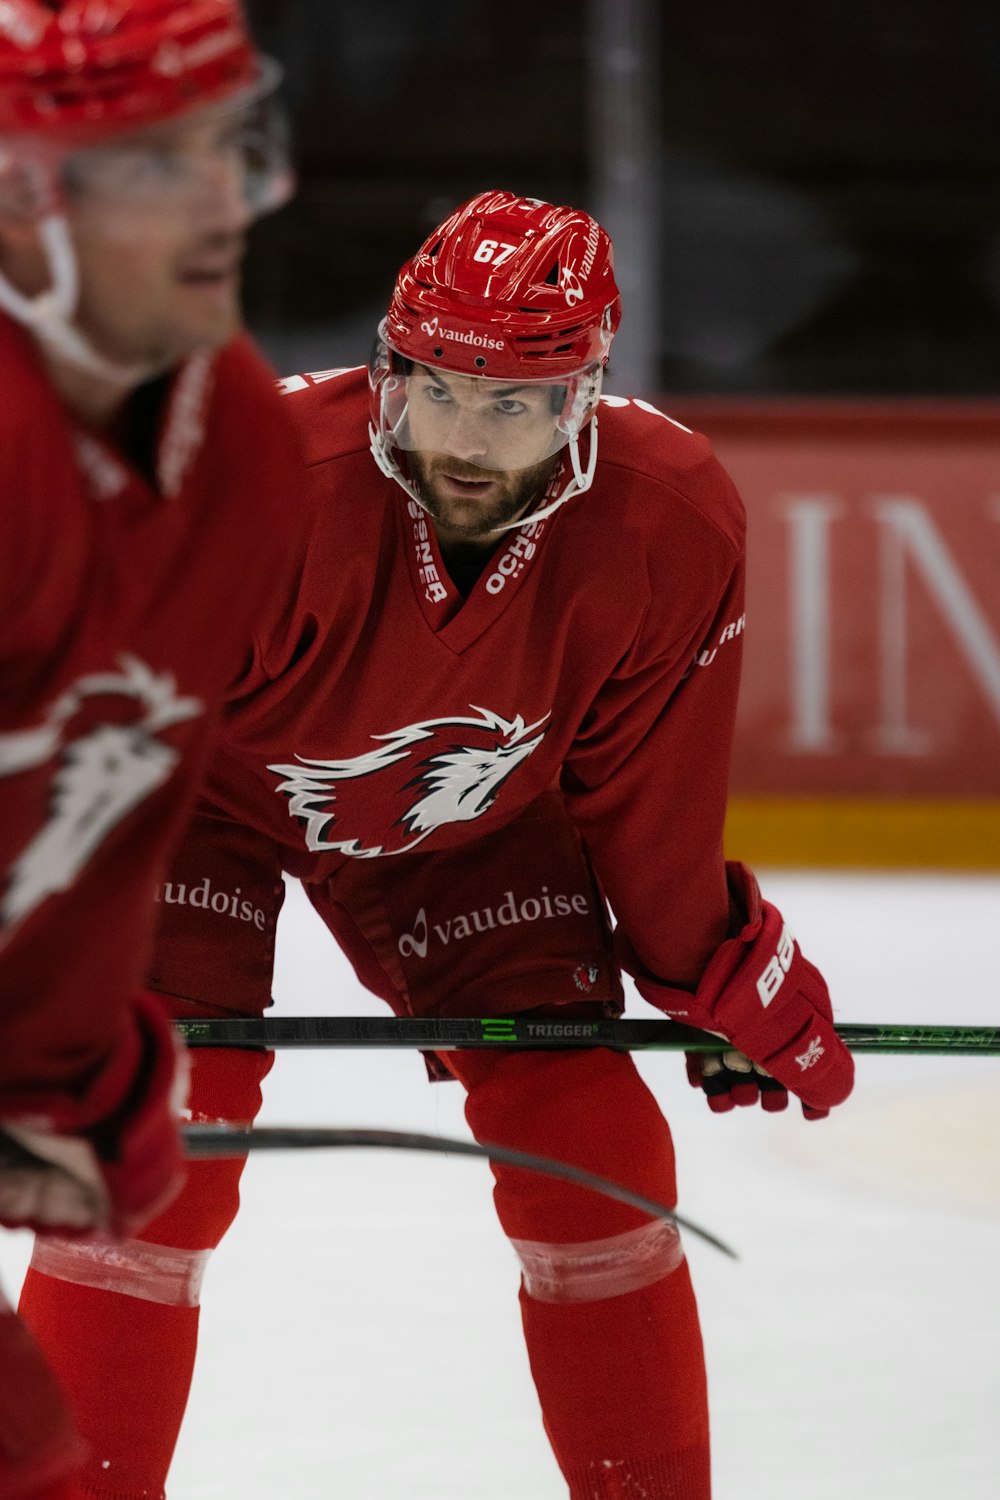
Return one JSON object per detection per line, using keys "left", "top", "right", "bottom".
{"left": 403, "top": 366, "right": 562, "bottom": 542}
{"left": 407, "top": 449, "right": 559, "bottom": 542}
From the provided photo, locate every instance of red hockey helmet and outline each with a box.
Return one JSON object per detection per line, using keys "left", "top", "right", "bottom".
{"left": 0, "top": 0, "right": 268, "bottom": 143}
{"left": 370, "top": 191, "right": 621, "bottom": 523}
{"left": 0, "top": 3, "right": 289, "bottom": 383}
{"left": 381, "top": 188, "right": 622, "bottom": 382}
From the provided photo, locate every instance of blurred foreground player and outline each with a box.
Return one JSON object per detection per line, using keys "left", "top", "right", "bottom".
{"left": 21, "top": 192, "right": 855, "bottom": 1500}
{"left": 0, "top": 3, "right": 307, "bottom": 1496}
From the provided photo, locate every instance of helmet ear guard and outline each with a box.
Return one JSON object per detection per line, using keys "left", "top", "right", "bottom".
{"left": 555, "top": 364, "right": 603, "bottom": 441}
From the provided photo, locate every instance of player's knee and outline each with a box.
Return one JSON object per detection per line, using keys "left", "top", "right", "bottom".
{"left": 60, "top": 1038, "right": 272, "bottom": 1269}
{"left": 25, "top": 1147, "right": 251, "bottom": 1308}
{"left": 512, "top": 1216, "right": 686, "bottom": 1303}
{"left": 463, "top": 1046, "right": 666, "bottom": 1157}
{"left": 460, "top": 1047, "right": 678, "bottom": 1243}
{"left": 136, "top": 1151, "right": 249, "bottom": 1249}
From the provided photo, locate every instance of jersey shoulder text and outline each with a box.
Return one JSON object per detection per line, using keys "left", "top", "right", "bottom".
{"left": 275, "top": 366, "right": 371, "bottom": 469}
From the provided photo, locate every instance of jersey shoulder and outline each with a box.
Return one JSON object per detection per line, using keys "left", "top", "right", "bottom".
{"left": 213, "top": 333, "right": 290, "bottom": 403}
{"left": 272, "top": 365, "right": 371, "bottom": 469}
{"left": 200, "top": 333, "right": 310, "bottom": 516}
{"left": 0, "top": 317, "right": 90, "bottom": 639}
{"left": 209, "top": 335, "right": 303, "bottom": 452}
{"left": 595, "top": 395, "right": 745, "bottom": 556}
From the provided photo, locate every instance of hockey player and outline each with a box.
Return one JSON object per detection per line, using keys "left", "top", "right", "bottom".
{"left": 0, "top": 4, "right": 308, "bottom": 1497}
{"left": 19, "top": 192, "right": 855, "bottom": 1500}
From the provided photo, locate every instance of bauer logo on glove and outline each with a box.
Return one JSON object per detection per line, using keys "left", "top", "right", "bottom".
{"left": 637, "top": 862, "right": 855, "bottom": 1119}
{"left": 756, "top": 921, "right": 797, "bottom": 1007}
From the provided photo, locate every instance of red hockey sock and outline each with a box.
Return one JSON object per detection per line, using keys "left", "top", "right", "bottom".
{"left": 17, "top": 1032, "right": 270, "bottom": 1500}
{"left": 18, "top": 1271, "right": 199, "bottom": 1500}
{"left": 520, "top": 1260, "right": 710, "bottom": 1499}
{"left": 450, "top": 1044, "right": 711, "bottom": 1500}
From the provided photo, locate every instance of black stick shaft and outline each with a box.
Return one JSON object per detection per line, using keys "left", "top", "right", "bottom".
{"left": 173, "top": 1015, "right": 1000, "bottom": 1055}
{"left": 183, "top": 1124, "right": 738, "bottom": 1260}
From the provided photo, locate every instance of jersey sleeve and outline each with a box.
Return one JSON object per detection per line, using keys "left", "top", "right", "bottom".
{"left": 1, "top": 333, "right": 312, "bottom": 1105}
{"left": 561, "top": 510, "right": 745, "bottom": 992}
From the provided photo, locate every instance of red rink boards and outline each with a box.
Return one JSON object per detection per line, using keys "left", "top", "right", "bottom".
{"left": 662, "top": 400, "right": 1000, "bottom": 866}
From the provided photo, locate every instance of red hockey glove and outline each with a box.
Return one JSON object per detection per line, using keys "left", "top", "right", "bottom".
{"left": 658, "top": 863, "right": 854, "bottom": 1119}
{"left": 0, "top": 991, "right": 187, "bottom": 1237}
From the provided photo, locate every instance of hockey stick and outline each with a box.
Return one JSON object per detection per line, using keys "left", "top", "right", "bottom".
{"left": 175, "top": 1015, "right": 1000, "bottom": 1055}
{"left": 183, "top": 1123, "right": 737, "bottom": 1260}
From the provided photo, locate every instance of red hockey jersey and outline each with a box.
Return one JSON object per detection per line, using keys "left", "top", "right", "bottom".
{"left": 0, "top": 315, "right": 306, "bottom": 1104}
{"left": 157, "top": 365, "right": 746, "bottom": 1004}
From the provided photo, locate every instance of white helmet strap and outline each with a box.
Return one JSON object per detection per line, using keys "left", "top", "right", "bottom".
{"left": 0, "top": 211, "right": 161, "bottom": 387}
{"left": 500, "top": 419, "right": 599, "bottom": 531}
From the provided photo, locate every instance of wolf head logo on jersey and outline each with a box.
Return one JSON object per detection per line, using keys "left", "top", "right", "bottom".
{"left": 0, "top": 655, "right": 202, "bottom": 939}
{"left": 268, "top": 706, "right": 550, "bottom": 859}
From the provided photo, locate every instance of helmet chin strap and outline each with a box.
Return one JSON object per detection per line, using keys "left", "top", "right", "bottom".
{"left": 0, "top": 213, "right": 164, "bottom": 388}
{"left": 488, "top": 419, "right": 599, "bottom": 533}
{"left": 369, "top": 393, "right": 425, "bottom": 508}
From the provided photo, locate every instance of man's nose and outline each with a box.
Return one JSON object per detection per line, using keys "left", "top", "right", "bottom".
{"left": 443, "top": 409, "right": 490, "bottom": 462}
{"left": 190, "top": 152, "right": 254, "bottom": 234}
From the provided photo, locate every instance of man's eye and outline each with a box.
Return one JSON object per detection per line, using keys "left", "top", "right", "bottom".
{"left": 107, "top": 149, "right": 188, "bottom": 188}
{"left": 137, "top": 149, "right": 180, "bottom": 176}
{"left": 497, "top": 400, "right": 526, "bottom": 416}
{"left": 426, "top": 386, "right": 452, "bottom": 403}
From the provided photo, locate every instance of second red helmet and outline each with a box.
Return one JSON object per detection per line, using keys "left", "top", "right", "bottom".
{"left": 382, "top": 189, "right": 622, "bottom": 383}
{"left": 0, "top": 0, "right": 267, "bottom": 141}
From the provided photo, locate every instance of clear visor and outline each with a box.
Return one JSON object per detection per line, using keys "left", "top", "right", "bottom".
{"left": 372, "top": 331, "right": 603, "bottom": 475}
{"left": 57, "top": 60, "right": 293, "bottom": 219}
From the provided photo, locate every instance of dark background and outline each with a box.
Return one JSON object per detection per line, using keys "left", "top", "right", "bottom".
{"left": 243, "top": 0, "right": 1000, "bottom": 395}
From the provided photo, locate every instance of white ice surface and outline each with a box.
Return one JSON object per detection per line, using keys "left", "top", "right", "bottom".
{"left": 2, "top": 873, "right": 998, "bottom": 1498}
